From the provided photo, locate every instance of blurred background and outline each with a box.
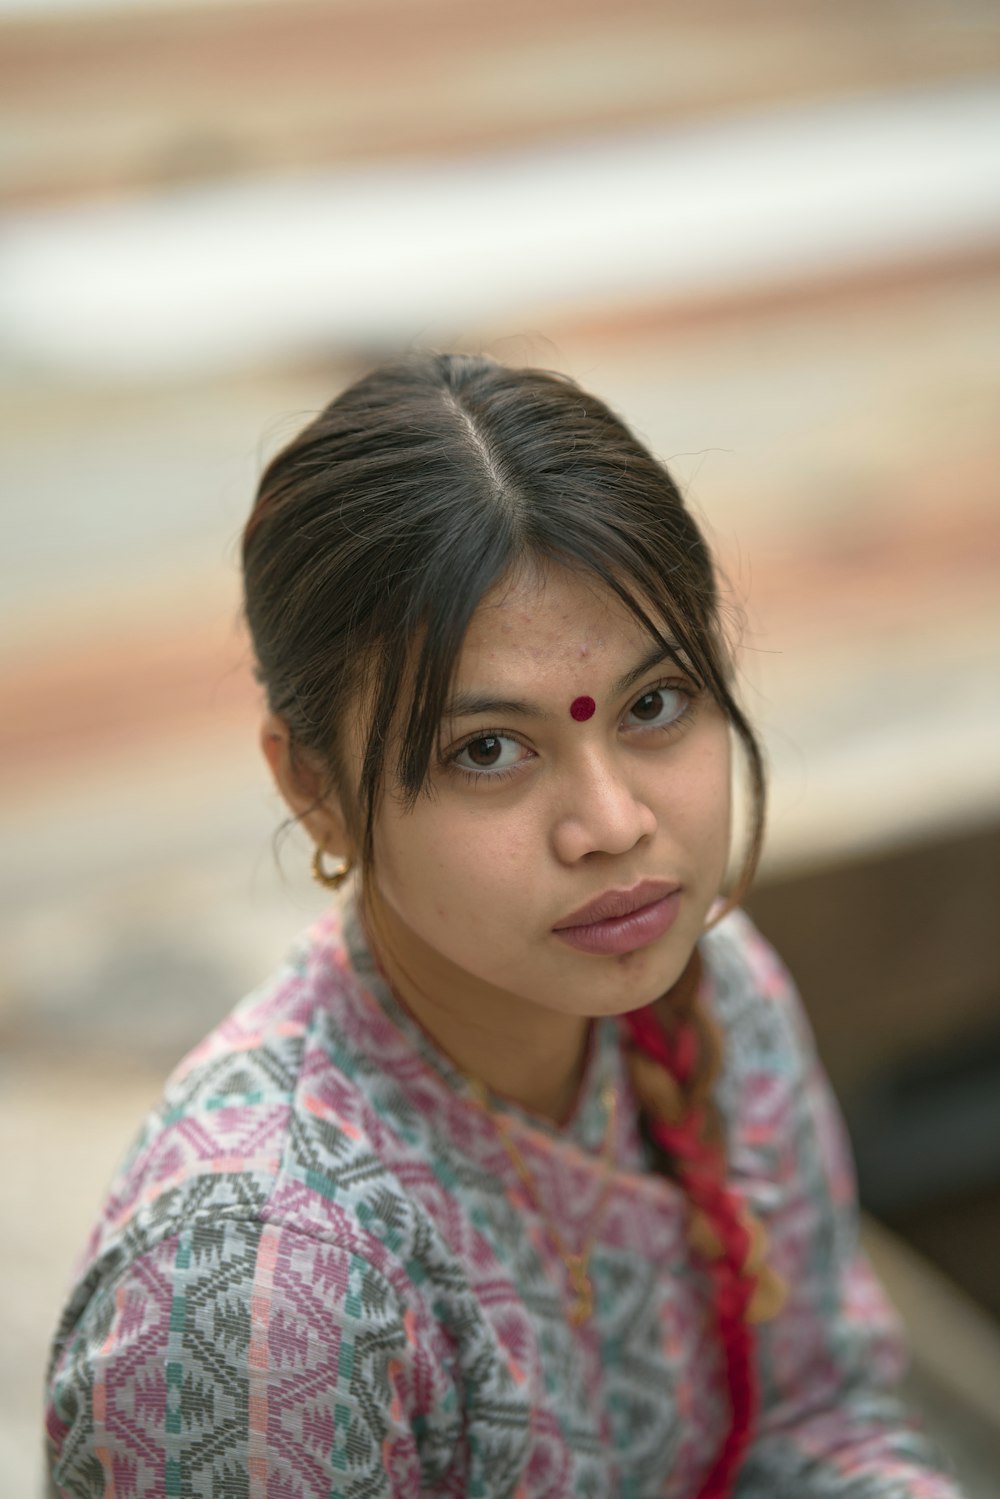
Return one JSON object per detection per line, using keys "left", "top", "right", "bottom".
{"left": 1, "top": 0, "right": 999, "bottom": 1493}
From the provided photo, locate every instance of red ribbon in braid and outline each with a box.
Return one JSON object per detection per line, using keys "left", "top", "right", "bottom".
{"left": 623, "top": 948, "right": 785, "bottom": 1499}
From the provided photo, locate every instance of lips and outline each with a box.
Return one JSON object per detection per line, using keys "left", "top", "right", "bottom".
{"left": 552, "top": 879, "right": 680, "bottom": 931}
{"left": 551, "top": 880, "right": 683, "bottom": 957}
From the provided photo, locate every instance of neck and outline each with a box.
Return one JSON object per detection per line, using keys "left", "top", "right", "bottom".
{"left": 362, "top": 889, "right": 591, "bottom": 1124}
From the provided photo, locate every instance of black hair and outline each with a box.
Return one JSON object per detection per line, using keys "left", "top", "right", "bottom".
{"left": 242, "top": 352, "right": 765, "bottom": 895}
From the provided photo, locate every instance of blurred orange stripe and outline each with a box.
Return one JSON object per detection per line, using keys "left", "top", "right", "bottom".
{"left": 2, "top": 472, "right": 995, "bottom": 787}
{"left": 0, "top": 613, "right": 258, "bottom": 780}
{"left": 5, "top": 0, "right": 1000, "bottom": 208}
{"left": 540, "top": 245, "right": 1000, "bottom": 347}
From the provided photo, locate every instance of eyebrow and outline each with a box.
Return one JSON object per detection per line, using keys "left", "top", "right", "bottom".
{"left": 442, "top": 641, "right": 686, "bottom": 722}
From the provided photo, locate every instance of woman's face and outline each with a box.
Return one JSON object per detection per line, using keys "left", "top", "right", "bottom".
{"left": 362, "top": 564, "right": 733, "bottom": 1021}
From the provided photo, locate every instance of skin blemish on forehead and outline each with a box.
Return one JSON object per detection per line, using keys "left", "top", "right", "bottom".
{"left": 569, "top": 695, "right": 596, "bottom": 722}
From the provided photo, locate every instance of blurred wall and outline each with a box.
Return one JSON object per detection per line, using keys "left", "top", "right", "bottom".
{"left": 2, "top": 2, "right": 999, "bottom": 1491}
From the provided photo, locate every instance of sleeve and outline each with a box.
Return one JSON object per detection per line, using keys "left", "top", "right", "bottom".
{"left": 719, "top": 918, "right": 964, "bottom": 1499}
{"left": 45, "top": 1215, "right": 460, "bottom": 1498}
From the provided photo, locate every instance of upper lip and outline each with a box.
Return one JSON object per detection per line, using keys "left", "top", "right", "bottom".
{"left": 552, "top": 879, "right": 680, "bottom": 930}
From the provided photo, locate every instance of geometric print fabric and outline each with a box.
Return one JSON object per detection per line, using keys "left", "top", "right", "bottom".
{"left": 46, "top": 903, "right": 960, "bottom": 1497}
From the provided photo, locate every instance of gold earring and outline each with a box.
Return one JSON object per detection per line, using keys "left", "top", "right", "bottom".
{"left": 311, "top": 846, "right": 352, "bottom": 891}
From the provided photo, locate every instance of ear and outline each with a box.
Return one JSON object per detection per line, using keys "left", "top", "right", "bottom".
{"left": 259, "top": 713, "right": 354, "bottom": 860}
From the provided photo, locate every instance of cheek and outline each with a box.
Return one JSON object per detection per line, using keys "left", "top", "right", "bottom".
{"left": 372, "top": 799, "right": 533, "bottom": 924}
{"left": 669, "top": 727, "right": 732, "bottom": 840}
{"left": 372, "top": 806, "right": 445, "bottom": 900}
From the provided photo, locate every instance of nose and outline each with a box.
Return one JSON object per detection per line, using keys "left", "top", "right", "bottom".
{"left": 550, "top": 749, "right": 657, "bottom": 865}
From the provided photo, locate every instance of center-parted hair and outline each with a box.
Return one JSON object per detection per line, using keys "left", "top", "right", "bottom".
{"left": 243, "top": 354, "right": 780, "bottom": 1497}
{"left": 242, "top": 351, "right": 765, "bottom": 888}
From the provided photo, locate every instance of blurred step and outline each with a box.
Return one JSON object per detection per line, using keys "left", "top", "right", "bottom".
{"left": 3, "top": 0, "right": 999, "bottom": 207}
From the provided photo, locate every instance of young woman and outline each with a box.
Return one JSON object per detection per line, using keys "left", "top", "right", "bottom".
{"left": 45, "top": 354, "right": 960, "bottom": 1497}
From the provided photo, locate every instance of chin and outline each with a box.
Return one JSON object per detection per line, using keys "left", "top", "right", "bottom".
{"left": 627, "top": 930, "right": 700, "bottom": 1003}
{"left": 577, "top": 948, "right": 696, "bottom": 1019}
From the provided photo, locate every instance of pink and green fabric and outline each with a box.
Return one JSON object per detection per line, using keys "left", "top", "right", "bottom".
{"left": 46, "top": 904, "right": 959, "bottom": 1497}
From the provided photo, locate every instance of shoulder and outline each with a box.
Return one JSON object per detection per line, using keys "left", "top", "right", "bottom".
{"left": 47, "top": 916, "right": 470, "bottom": 1490}
{"left": 697, "top": 907, "right": 821, "bottom": 1134}
{"left": 46, "top": 1213, "right": 462, "bottom": 1497}
{"left": 699, "top": 905, "right": 799, "bottom": 1008}
{"left": 58, "top": 911, "right": 414, "bottom": 1344}
{"left": 104, "top": 914, "right": 340, "bottom": 1195}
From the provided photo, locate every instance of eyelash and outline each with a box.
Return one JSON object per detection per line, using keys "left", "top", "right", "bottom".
{"left": 443, "top": 677, "right": 700, "bottom": 787}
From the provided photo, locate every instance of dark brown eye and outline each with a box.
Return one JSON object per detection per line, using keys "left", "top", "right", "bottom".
{"left": 465, "top": 735, "right": 502, "bottom": 766}
{"left": 632, "top": 690, "right": 665, "bottom": 721}
{"left": 625, "top": 684, "right": 687, "bottom": 729}
{"left": 450, "top": 732, "right": 526, "bottom": 776}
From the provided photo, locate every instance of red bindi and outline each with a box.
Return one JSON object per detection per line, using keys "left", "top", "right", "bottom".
{"left": 570, "top": 695, "right": 596, "bottom": 722}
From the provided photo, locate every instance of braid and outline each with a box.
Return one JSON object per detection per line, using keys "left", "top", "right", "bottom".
{"left": 622, "top": 949, "right": 786, "bottom": 1499}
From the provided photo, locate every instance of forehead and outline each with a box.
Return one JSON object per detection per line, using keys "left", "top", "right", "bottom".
{"left": 456, "top": 565, "right": 651, "bottom": 684}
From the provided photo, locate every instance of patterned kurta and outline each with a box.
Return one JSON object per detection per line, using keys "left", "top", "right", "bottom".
{"left": 45, "top": 902, "right": 960, "bottom": 1497}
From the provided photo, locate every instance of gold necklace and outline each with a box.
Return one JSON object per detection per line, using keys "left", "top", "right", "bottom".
{"left": 465, "top": 1076, "right": 618, "bottom": 1327}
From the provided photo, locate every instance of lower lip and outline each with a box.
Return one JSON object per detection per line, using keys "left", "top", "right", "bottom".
{"left": 552, "top": 891, "right": 682, "bottom": 956}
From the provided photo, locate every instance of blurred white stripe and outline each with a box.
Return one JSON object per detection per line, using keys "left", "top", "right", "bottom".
{"left": 2, "top": 82, "right": 998, "bottom": 377}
